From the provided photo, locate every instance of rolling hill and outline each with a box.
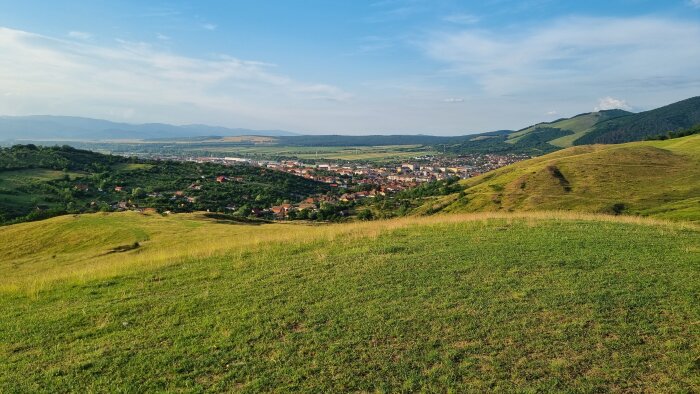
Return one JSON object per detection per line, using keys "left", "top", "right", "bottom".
{"left": 418, "top": 134, "right": 700, "bottom": 221}
{"left": 506, "top": 109, "right": 631, "bottom": 148}
{"left": 0, "top": 145, "right": 327, "bottom": 223}
{"left": 0, "top": 211, "right": 698, "bottom": 392}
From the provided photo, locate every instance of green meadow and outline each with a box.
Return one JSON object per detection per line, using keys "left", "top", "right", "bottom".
{"left": 1, "top": 211, "right": 698, "bottom": 392}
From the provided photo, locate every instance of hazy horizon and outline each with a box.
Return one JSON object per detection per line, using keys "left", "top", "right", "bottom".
{"left": 1, "top": 0, "right": 700, "bottom": 135}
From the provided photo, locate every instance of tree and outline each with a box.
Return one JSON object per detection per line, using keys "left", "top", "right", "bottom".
{"left": 357, "top": 209, "right": 374, "bottom": 221}
{"left": 132, "top": 187, "right": 146, "bottom": 198}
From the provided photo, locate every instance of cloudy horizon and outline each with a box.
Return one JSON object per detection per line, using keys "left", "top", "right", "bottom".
{"left": 1, "top": 0, "right": 699, "bottom": 135}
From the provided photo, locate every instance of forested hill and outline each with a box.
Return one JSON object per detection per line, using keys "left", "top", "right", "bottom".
{"left": 0, "top": 145, "right": 327, "bottom": 224}
{"left": 444, "top": 96, "right": 700, "bottom": 154}
{"left": 575, "top": 96, "right": 700, "bottom": 144}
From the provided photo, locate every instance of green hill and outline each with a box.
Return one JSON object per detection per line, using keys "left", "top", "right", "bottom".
{"left": 506, "top": 109, "right": 631, "bottom": 148}
{"left": 0, "top": 145, "right": 327, "bottom": 223}
{"left": 576, "top": 96, "right": 700, "bottom": 145}
{"left": 0, "top": 211, "right": 698, "bottom": 392}
{"left": 493, "top": 96, "right": 700, "bottom": 152}
{"left": 419, "top": 134, "right": 700, "bottom": 221}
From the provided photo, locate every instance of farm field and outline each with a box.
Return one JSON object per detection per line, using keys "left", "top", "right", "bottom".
{"left": 189, "top": 144, "right": 435, "bottom": 162}
{"left": 1, "top": 211, "right": 698, "bottom": 392}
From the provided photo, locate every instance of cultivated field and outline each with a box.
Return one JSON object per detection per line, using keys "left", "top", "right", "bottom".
{"left": 185, "top": 144, "right": 434, "bottom": 162}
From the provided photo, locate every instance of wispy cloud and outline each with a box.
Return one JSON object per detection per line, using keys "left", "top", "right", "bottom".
{"left": 202, "top": 23, "right": 217, "bottom": 31}
{"left": 443, "top": 13, "right": 480, "bottom": 25}
{"left": 156, "top": 33, "right": 170, "bottom": 41}
{"left": 689, "top": 0, "right": 700, "bottom": 9}
{"left": 0, "top": 27, "right": 350, "bottom": 128}
{"left": 67, "top": 31, "right": 91, "bottom": 40}
{"left": 422, "top": 16, "right": 700, "bottom": 97}
{"left": 442, "top": 97, "right": 464, "bottom": 103}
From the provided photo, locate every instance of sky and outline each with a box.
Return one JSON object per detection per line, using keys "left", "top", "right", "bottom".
{"left": 1, "top": 0, "right": 700, "bottom": 135}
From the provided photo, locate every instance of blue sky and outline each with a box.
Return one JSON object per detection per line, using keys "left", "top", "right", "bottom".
{"left": 1, "top": 0, "right": 700, "bottom": 134}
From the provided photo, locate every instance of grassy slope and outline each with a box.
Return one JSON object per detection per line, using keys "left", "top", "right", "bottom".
{"left": 0, "top": 212, "right": 699, "bottom": 392}
{"left": 506, "top": 110, "right": 630, "bottom": 147}
{"left": 422, "top": 134, "right": 700, "bottom": 221}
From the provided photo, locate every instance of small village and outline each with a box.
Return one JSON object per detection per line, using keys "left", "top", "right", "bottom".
{"left": 122, "top": 152, "right": 529, "bottom": 219}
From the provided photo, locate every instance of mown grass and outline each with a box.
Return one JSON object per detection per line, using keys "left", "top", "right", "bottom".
{"left": 0, "top": 211, "right": 698, "bottom": 392}
{"left": 424, "top": 134, "right": 700, "bottom": 221}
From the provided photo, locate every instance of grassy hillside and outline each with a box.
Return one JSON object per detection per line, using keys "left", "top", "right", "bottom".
{"left": 419, "top": 134, "right": 700, "bottom": 221}
{"left": 507, "top": 110, "right": 630, "bottom": 148}
{"left": 0, "top": 211, "right": 698, "bottom": 392}
{"left": 576, "top": 96, "right": 700, "bottom": 145}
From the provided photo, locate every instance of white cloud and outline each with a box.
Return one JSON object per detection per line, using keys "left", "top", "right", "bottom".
{"left": 595, "top": 97, "right": 631, "bottom": 111}
{"left": 442, "top": 97, "right": 464, "bottom": 103}
{"left": 68, "top": 31, "right": 91, "bottom": 40}
{"left": 422, "top": 16, "right": 700, "bottom": 97}
{"left": 546, "top": 110, "right": 558, "bottom": 116}
{"left": 0, "top": 26, "right": 350, "bottom": 129}
{"left": 443, "top": 13, "right": 480, "bottom": 25}
{"left": 202, "top": 23, "right": 217, "bottom": 31}
{"left": 689, "top": 0, "right": 700, "bottom": 8}
{"left": 156, "top": 33, "right": 170, "bottom": 41}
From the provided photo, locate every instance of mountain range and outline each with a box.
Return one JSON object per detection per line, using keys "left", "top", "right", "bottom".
{"left": 1, "top": 96, "right": 699, "bottom": 152}
{"left": 0, "top": 115, "right": 298, "bottom": 140}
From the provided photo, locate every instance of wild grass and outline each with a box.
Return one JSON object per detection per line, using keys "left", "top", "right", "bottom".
{"left": 0, "top": 211, "right": 698, "bottom": 392}
{"left": 1, "top": 211, "right": 694, "bottom": 295}
{"left": 427, "top": 134, "right": 700, "bottom": 221}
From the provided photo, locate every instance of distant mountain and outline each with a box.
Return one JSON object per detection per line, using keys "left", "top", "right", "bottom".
{"left": 574, "top": 96, "right": 700, "bottom": 145}
{"left": 0, "top": 115, "right": 298, "bottom": 140}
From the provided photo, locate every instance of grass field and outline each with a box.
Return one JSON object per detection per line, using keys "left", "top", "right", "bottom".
{"left": 424, "top": 134, "right": 700, "bottom": 221}
{"left": 1, "top": 211, "right": 699, "bottom": 392}
{"left": 191, "top": 144, "right": 434, "bottom": 161}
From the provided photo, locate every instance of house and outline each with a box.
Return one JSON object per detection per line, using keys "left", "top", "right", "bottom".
{"left": 340, "top": 193, "right": 355, "bottom": 202}
{"left": 270, "top": 204, "right": 293, "bottom": 218}
{"left": 216, "top": 175, "right": 227, "bottom": 183}
{"left": 114, "top": 186, "right": 124, "bottom": 192}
